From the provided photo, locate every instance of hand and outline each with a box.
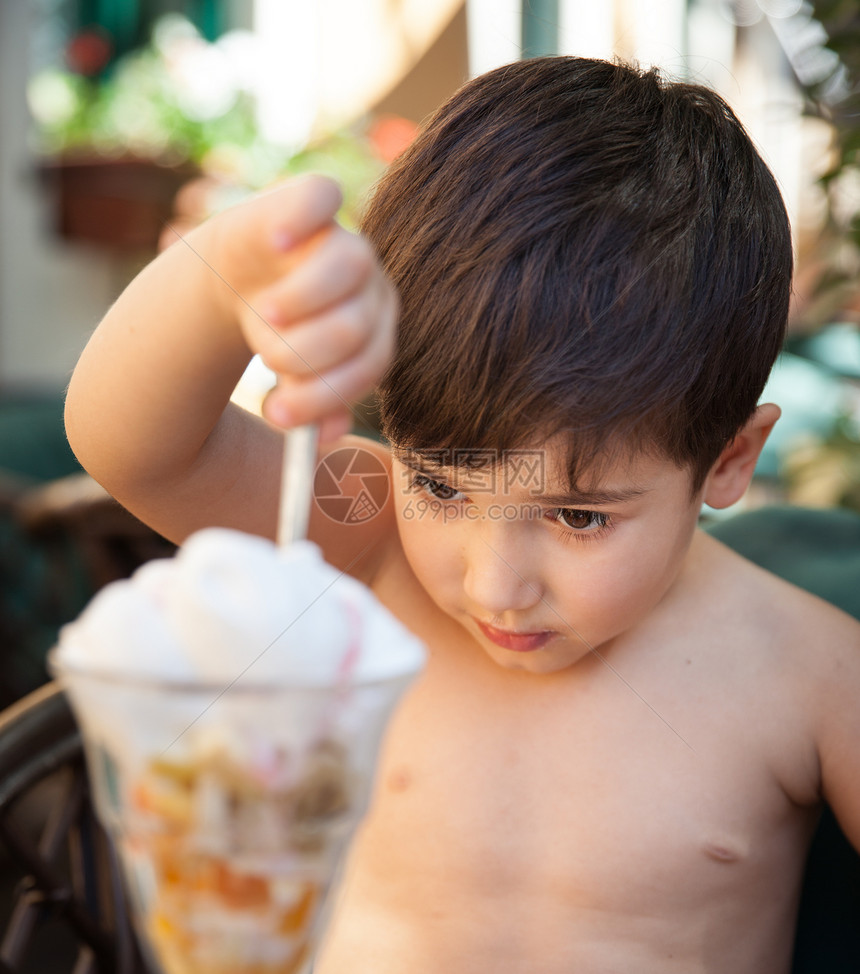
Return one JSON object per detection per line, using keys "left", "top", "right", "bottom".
{"left": 205, "top": 174, "right": 398, "bottom": 443}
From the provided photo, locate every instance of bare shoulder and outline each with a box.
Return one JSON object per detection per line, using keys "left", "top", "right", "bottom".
{"left": 697, "top": 529, "right": 860, "bottom": 806}
{"left": 697, "top": 530, "right": 860, "bottom": 660}
{"left": 709, "top": 528, "right": 860, "bottom": 844}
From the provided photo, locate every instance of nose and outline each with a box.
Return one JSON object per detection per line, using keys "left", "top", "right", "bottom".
{"left": 462, "top": 523, "right": 544, "bottom": 617}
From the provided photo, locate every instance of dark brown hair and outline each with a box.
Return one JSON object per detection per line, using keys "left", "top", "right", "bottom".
{"left": 360, "top": 56, "right": 793, "bottom": 492}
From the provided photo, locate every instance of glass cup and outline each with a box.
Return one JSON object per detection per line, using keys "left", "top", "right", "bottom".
{"left": 50, "top": 652, "right": 414, "bottom": 974}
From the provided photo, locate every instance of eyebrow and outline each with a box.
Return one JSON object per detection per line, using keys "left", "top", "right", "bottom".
{"left": 396, "top": 455, "right": 448, "bottom": 474}
{"left": 395, "top": 452, "right": 650, "bottom": 506}
{"left": 394, "top": 449, "right": 494, "bottom": 471}
{"left": 535, "top": 486, "right": 651, "bottom": 507}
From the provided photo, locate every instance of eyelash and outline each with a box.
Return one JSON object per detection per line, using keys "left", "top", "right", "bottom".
{"left": 405, "top": 472, "right": 613, "bottom": 543}
{"left": 408, "top": 472, "right": 464, "bottom": 501}
{"left": 544, "top": 508, "right": 611, "bottom": 543}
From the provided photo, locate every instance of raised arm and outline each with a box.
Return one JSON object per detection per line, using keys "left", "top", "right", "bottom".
{"left": 64, "top": 175, "right": 397, "bottom": 564}
{"left": 811, "top": 607, "right": 860, "bottom": 854}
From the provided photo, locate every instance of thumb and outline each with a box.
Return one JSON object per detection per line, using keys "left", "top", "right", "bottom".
{"left": 260, "top": 173, "right": 344, "bottom": 253}
{"left": 208, "top": 174, "right": 344, "bottom": 294}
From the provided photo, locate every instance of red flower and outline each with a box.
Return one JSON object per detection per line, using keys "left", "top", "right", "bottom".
{"left": 368, "top": 115, "right": 419, "bottom": 164}
{"left": 66, "top": 28, "right": 113, "bottom": 77}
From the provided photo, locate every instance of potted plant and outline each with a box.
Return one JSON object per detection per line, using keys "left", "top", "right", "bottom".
{"left": 28, "top": 15, "right": 412, "bottom": 252}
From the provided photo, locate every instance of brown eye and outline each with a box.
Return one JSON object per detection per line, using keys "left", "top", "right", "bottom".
{"left": 556, "top": 509, "right": 607, "bottom": 531}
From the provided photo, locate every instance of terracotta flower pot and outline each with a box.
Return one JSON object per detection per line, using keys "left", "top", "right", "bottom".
{"left": 38, "top": 156, "right": 197, "bottom": 253}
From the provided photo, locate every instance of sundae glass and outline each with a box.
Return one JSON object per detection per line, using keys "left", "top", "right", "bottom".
{"left": 51, "top": 528, "right": 425, "bottom": 974}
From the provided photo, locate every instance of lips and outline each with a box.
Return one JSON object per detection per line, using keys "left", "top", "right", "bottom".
{"left": 475, "top": 620, "right": 557, "bottom": 652}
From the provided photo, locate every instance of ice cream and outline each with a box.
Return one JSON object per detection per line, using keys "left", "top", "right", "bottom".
{"left": 58, "top": 527, "right": 424, "bottom": 685}
{"left": 51, "top": 528, "right": 425, "bottom": 974}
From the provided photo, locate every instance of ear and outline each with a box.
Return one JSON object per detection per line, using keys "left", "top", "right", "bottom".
{"left": 702, "top": 404, "right": 781, "bottom": 510}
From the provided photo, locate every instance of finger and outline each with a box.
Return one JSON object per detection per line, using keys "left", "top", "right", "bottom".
{"left": 252, "top": 292, "right": 375, "bottom": 378}
{"left": 263, "top": 174, "right": 343, "bottom": 253}
{"left": 212, "top": 174, "right": 344, "bottom": 291}
{"left": 257, "top": 227, "right": 376, "bottom": 326}
{"left": 262, "top": 314, "right": 396, "bottom": 427}
{"left": 318, "top": 410, "right": 355, "bottom": 444}
{"left": 261, "top": 388, "right": 353, "bottom": 438}
{"left": 247, "top": 264, "right": 397, "bottom": 378}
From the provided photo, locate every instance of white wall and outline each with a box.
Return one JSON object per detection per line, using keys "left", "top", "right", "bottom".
{"left": 0, "top": 1, "right": 129, "bottom": 392}
{"left": 463, "top": 0, "right": 810, "bottom": 253}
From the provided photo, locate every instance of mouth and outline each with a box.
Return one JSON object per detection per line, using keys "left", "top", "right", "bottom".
{"left": 474, "top": 620, "right": 558, "bottom": 653}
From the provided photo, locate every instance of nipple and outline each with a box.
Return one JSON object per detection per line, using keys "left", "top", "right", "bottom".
{"left": 702, "top": 840, "right": 744, "bottom": 864}
{"left": 386, "top": 766, "right": 413, "bottom": 793}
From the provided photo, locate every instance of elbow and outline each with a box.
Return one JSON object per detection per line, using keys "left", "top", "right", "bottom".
{"left": 63, "top": 372, "right": 88, "bottom": 471}
{"left": 63, "top": 368, "right": 108, "bottom": 486}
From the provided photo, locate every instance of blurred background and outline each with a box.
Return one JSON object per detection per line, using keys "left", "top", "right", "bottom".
{"left": 0, "top": 0, "right": 859, "bottom": 701}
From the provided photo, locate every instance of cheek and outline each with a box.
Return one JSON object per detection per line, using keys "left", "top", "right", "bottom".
{"left": 395, "top": 509, "right": 461, "bottom": 596}
{"left": 556, "top": 523, "right": 694, "bottom": 629}
{"left": 617, "top": 525, "right": 694, "bottom": 604}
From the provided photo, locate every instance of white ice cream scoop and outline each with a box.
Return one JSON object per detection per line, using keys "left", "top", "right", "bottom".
{"left": 56, "top": 527, "right": 425, "bottom": 688}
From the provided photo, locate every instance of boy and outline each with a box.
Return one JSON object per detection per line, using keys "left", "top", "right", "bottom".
{"left": 65, "top": 57, "right": 860, "bottom": 972}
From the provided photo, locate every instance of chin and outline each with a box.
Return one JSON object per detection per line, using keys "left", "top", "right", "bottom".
{"left": 487, "top": 646, "right": 590, "bottom": 676}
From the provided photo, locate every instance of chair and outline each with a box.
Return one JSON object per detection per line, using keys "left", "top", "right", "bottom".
{"left": 0, "top": 682, "right": 146, "bottom": 973}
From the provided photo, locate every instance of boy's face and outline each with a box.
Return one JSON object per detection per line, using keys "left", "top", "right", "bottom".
{"left": 391, "top": 439, "right": 704, "bottom": 675}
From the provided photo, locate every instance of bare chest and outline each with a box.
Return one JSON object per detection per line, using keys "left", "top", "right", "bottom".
{"left": 369, "top": 663, "right": 809, "bottom": 908}
{"left": 365, "top": 560, "right": 814, "bottom": 907}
